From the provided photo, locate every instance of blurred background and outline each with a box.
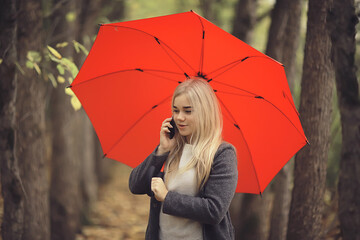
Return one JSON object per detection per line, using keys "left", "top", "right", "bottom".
{"left": 0, "top": 0, "right": 359, "bottom": 239}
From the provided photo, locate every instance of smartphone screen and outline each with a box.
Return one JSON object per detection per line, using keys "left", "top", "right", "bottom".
{"left": 169, "top": 118, "right": 177, "bottom": 139}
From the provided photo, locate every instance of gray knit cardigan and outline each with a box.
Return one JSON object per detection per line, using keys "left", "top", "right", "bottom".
{"left": 129, "top": 142, "right": 238, "bottom": 240}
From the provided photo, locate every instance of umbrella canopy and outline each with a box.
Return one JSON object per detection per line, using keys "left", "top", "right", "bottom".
{"left": 70, "top": 11, "right": 308, "bottom": 194}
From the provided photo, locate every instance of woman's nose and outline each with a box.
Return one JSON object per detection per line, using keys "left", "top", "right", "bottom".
{"left": 177, "top": 112, "right": 185, "bottom": 121}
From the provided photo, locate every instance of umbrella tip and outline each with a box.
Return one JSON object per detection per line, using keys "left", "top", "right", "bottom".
{"left": 66, "top": 85, "right": 72, "bottom": 88}
{"left": 260, "top": 192, "right": 263, "bottom": 198}
{"left": 103, "top": 153, "right": 107, "bottom": 159}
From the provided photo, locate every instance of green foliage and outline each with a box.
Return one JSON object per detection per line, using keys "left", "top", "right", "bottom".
{"left": 252, "top": 0, "right": 274, "bottom": 51}
{"left": 47, "top": 46, "right": 62, "bottom": 59}
{"left": 46, "top": 42, "right": 87, "bottom": 110}
{"left": 57, "top": 64, "right": 65, "bottom": 75}
{"left": 24, "top": 41, "right": 89, "bottom": 111}
{"left": 65, "top": 87, "right": 82, "bottom": 111}
{"left": 47, "top": 73, "right": 57, "bottom": 88}
{"left": 73, "top": 40, "right": 89, "bottom": 55}
{"left": 123, "top": 0, "right": 236, "bottom": 31}
{"left": 26, "top": 51, "right": 42, "bottom": 75}
{"left": 56, "top": 42, "right": 69, "bottom": 48}
{"left": 66, "top": 11, "right": 76, "bottom": 23}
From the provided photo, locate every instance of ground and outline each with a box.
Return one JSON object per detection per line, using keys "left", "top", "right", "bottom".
{"left": 76, "top": 164, "right": 150, "bottom": 240}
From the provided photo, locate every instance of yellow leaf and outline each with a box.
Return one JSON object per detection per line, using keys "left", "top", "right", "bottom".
{"left": 48, "top": 73, "right": 57, "bottom": 88}
{"left": 27, "top": 51, "right": 41, "bottom": 62}
{"left": 68, "top": 77, "right": 73, "bottom": 84}
{"left": 56, "top": 42, "right": 69, "bottom": 48}
{"left": 73, "top": 40, "right": 89, "bottom": 55}
{"left": 26, "top": 60, "right": 34, "bottom": 69}
{"left": 33, "top": 63, "right": 41, "bottom": 75}
{"left": 0, "top": 58, "right": 3, "bottom": 64}
{"left": 47, "top": 45, "right": 62, "bottom": 59}
{"left": 71, "top": 96, "right": 82, "bottom": 111}
{"left": 66, "top": 12, "right": 76, "bottom": 23}
{"left": 57, "top": 75, "right": 65, "bottom": 83}
{"left": 57, "top": 64, "right": 65, "bottom": 75}
{"left": 65, "top": 87, "right": 74, "bottom": 96}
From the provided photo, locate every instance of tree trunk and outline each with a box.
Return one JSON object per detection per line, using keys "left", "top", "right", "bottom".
{"left": 236, "top": 194, "right": 263, "bottom": 240}
{"left": 267, "top": 164, "right": 291, "bottom": 240}
{"left": 235, "top": 192, "right": 273, "bottom": 240}
{"left": 49, "top": 90, "right": 82, "bottom": 240}
{"left": 199, "top": 0, "right": 216, "bottom": 22}
{"left": 232, "top": 0, "right": 257, "bottom": 44}
{"left": 198, "top": 0, "right": 222, "bottom": 25}
{"left": 15, "top": 1, "right": 50, "bottom": 239}
{"left": 103, "top": 0, "right": 126, "bottom": 22}
{"left": 0, "top": 1, "right": 23, "bottom": 239}
{"left": 48, "top": 1, "right": 83, "bottom": 239}
{"left": 78, "top": 111, "right": 98, "bottom": 222}
{"left": 328, "top": 0, "right": 360, "bottom": 239}
{"left": 266, "top": 0, "right": 303, "bottom": 92}
{"left": 266, "top": 1, "right": 303, "bottom": 240}
{"left": 287, "top": 0, "right": 334, "bottom": 239}
{"left": 280, "top": 0, "right": 304, "bottom": 92}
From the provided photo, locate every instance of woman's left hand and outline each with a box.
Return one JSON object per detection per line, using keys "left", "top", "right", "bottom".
{"left": 151, "top": 177, "right": 168, "bottom": 202}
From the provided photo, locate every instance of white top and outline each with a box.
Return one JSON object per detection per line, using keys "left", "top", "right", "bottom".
{"left": 159, "top": 144, "right": 203, "bottom": 240}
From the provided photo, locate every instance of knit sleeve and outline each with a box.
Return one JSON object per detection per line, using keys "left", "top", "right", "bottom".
{"left": 129, "top": 145, "right": 169, "bottom": 195}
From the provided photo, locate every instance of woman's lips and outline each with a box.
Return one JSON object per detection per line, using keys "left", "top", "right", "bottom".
{"left": 177, "top": 124, "right": 187, "bottom": 129}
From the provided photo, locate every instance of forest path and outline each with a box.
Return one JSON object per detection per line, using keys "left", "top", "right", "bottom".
{"left": 76, "top": 164, "right": 149, "bottom": 240}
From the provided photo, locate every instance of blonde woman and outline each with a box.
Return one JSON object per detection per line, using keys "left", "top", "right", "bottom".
{"left": 129, "top": 78, "right": 238, "bottom": 240}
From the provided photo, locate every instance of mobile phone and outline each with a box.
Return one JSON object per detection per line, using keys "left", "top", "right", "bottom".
{"left": 168, "top": 118, "right": 177, "bottom": 139}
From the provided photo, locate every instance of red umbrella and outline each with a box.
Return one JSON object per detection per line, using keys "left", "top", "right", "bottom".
{"left": 69, "top": 11, "right": 308, "bottom": 194}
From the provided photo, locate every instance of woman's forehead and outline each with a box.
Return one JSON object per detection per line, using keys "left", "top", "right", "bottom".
{"left": 173, "top": 94, "right": 191, "bottom": 106}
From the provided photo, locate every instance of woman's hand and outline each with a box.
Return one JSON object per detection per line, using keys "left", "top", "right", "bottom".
{"left": 151, "top": 177, "right": 168, "bottom": 202}
{"left": 157, "top": 117, "right": 175, "bottom": 155}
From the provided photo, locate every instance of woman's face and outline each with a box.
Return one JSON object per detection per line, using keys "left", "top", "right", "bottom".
{"left": 173, "top": 94, "right": 195, "bottom": 142}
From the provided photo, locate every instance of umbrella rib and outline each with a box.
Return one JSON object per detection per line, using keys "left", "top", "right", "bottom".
{"left": 104, "top": 94, "right": 173, "bottom": 158}
{"left": 211, "top": 81, "right": 257, "bottom": 96}
{"left": 217, "top": 91, "right": 307, "bottom": 142}
{"left": 192, "top": 12, "right": 205, "bottom": 75}
{"left": 260, "top": 97, "right": 307, "bottom": 142}
{"left": 140, "top": 70, "right": 184, "bottom": 84}
{"left": 208, "top": 55, "right": 276, "bottom": 79}
{"left": 156, "top": 42, "right": 194, "bottom": 76}
{"left": 216, "top": 94, "right": 262, "bottom": 194}
{"left": 214, "top": 85, "right": 301, "bottom": 122}
{"left": 70, "top": 69, "right": 183, "bottom": 88}
{"left": 102, "top": 24, "right": 197, "bottom": 76}
{"left": 283, "top": 92, "right": 300, "bottom": 116}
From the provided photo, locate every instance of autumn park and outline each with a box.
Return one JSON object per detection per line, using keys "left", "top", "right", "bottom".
{"left": 0, "top": 0, "right": 359, "bottom": 240}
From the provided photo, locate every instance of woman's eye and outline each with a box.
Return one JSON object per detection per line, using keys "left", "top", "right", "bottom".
{"left": 185, "top": 111, "right": 192, "bottom": 114}
{"left": 173, "top": 110, "right": 179, "bottom": 113}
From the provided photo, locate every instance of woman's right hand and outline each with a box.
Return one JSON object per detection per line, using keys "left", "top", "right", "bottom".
{"left": 157, "top": 117, "right": 175, "bottom": 155}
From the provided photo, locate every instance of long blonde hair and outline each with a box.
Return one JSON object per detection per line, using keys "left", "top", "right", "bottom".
{"left": 164, "top": 78, "right": 223, "bottom": 191}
